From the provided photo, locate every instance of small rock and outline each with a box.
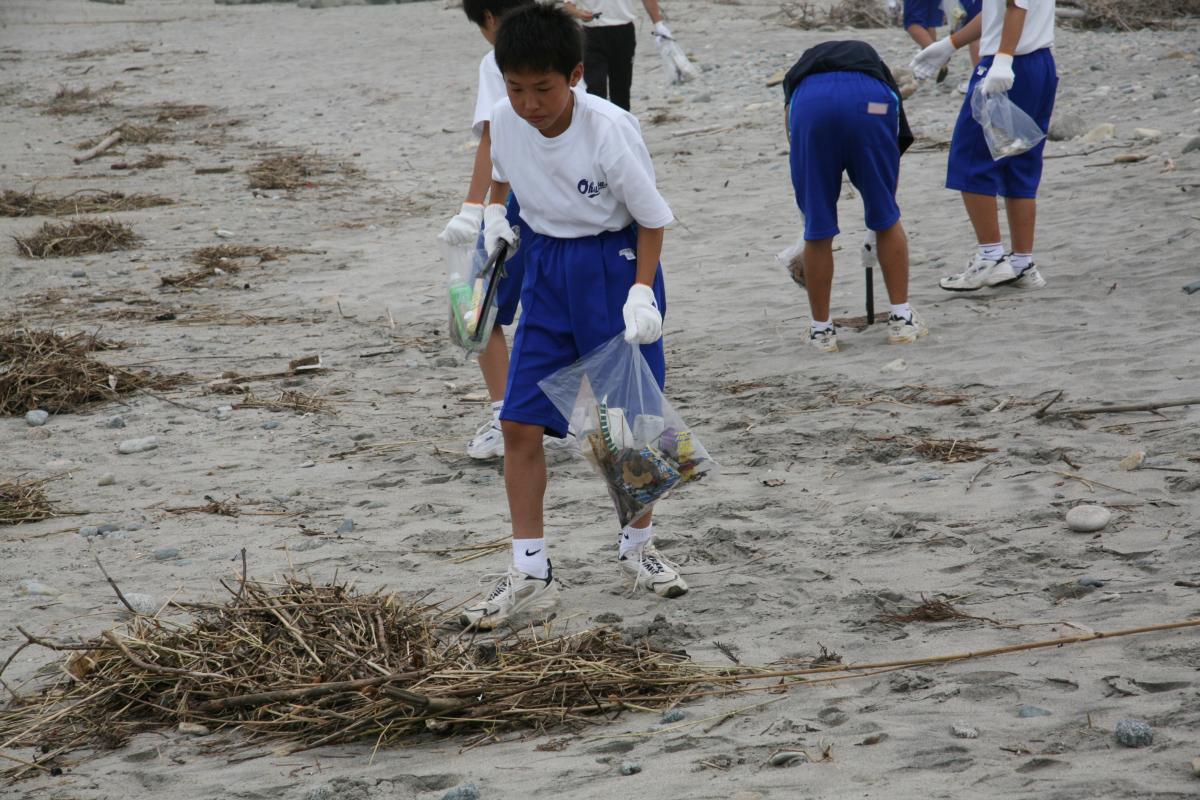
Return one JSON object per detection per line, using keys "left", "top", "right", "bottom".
{"left": 1078, "top": 576, "right": 1105, "bottom": 588}
{"left": 17, "top": 580, "right": 59, "bottom": 597}
{"left": 1048, "top": 112, "right": 1087, "bottom": 141}
{"left": 952, "top": 723, "right": 979, "bottom": 739}
{"left": 214, "top": 228, "right": 235, "bottom": 238}
{"left": 262, "top": 420, "right": 281, "bottom": 430}
{"left": 118, "top": 436, "right": 158, "bottom": 455}
{"left": 1133, "top": 127, "right": 1162, "bottom": 141}
{"left": 336, "top": 518, "right": 355, "bottom": 533}
{"left": 892, "top": 456, "right": 919, "bottom": 466}
{"left": 1082, "top": 123, "right": 1116, "bottom": 144}
{"left": 768, "top": 750, "right": 807, "bottom": 767}
{"left": 107, "top": 416, "right": 126, "bottom": 429}
{"left": 213, "top": 405, "right": 233, "bottom": 421}
{"left": 153, "top": 546, "right": 181, "bottom": 561}
{"left": 1182, "top": 135, "right": 1200, "bottom": 155}
{"left": 439, "top": 785, "right": 479, "bottom": 800}
{"left": 79, "top": 526, "right": 100, "bottom": 538}
{"left": 881, "top": 358, "right": 907, "bottom": 373}
{"left": 24, "top": 409, "right": 49, "bottom": 427}
{"left": 1017, "top": 705, "right": 1052, "bottom": 718}
{"left": 177, "top": 722, "right": 210, "bottom": 736}
{"left": 1066, "top": 504, "right": 1111, "bottom": 533}
{"left": 1191, "top": 756, "right": 1200, "bottom": 777}
{"left": 70, "top": 269, "right": 87, "bottom": 278}
{"left": 1119, "top": 451, "right": 1145, "bottom": 471}
{"left": 97, "top": 523, "right": 119, "bottom": 534}
{"left": 97, "top": 473, "right": 116, "bottom": 486}
{"left": 661, "top": 709, "right": 686, "bottom": 724}
{"left": 122, "top": 593, "right": 160, "bottom": 615}
{"left": 123, "top": 522, "right": 144, "bottom": 531}
{"left": 1114, "top": 719, "right": 1153, "bottom": 748}
{"left": 619, "top": 761, "right": 642, "bottom": 776}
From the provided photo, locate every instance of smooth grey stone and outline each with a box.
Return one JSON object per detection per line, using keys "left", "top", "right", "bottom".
{"left": 337, "top": 518, "right": 355, "bottom": 533}
{"left": 1152, "top": 88, "right": 1167, "bottom": 99}
{"left": 1066, "top": 504, "right": 1111, "bottom": 532}
{"left": 153, "top": 546, "right": 181, "bottom": 561}
{"left": 693, "top": 92, "right": 713, "bottom": 103}
{"left": 25, "top": 409, "right": 49, "bottom": 427}
{"left": 1017, "top": 705, "right": 1051, "bottom": 718}
{"left": 1183, "top": 279, "right": 1200, "bottom": 295}
{"left": 97, "top": 474, "right": 116, "bottom": 486}
{"left": 952, "top": 723, "right": 979, "bottom": 739}
{"left": 118, "top": 436, "right": 158, "bottom": 454}
{"left": 619, "top": 761, "right": 642, "bottom": 776}
{"left": 1114, "top": 719, "right": 1153, "bottom": 747}
{"left": 70, "top": 269, "right": 87, "bottom": 278}
{"left": 97, "top": 523, "right": 119, "bottom": 534}
{"left": 1182, "top": 135, "right": 1200, "bottom": 154}
{"left": 79, "top": 526, "right": 100, "bottom": 538}
{"left": 1048, "top": 112, "right": 1087, "bottom": 141}
{"left": 262, "top": 420, "right": 281, "bottom": 430}
{"left": 661, "top": 709, "right": 686, "bottom": 724}
{"left": 439, "top": 786, "right": 479, "bottom": 800}
{"left": 123, "top": 522, "right": 144, "bottom": 531}
{"left": 107, "top": 416, "right": 126, "bottom": 428}
{"left": 1077, "top": 576, "right": 1105, "bottom": 587}
{"left": 122, "top": 593, "right": 160, "bottom": 615}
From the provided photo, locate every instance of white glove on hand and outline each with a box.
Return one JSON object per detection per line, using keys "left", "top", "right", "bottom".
{"left": 438, "top": 203, "right": 483, "bottom": 246}
{"left": 622, "top": 283, "right": 662, "bottom": 345}
{"left": 910, "top": 37, "right": 956, "bottom": 81}
{"left": 482, "top": 203, "right": 516, "bottom": 257}
{"left": 652, "top": 20, "right": 672, "bottom": 48}
{"left": 980, "top": 53, "right": 1015, "bottom": 95}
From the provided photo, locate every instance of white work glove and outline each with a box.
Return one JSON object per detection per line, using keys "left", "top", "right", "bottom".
{"left": 622, "top": 283, "right": 662, "bottom": 345}
{"left": 980, "top": 53, "right": 1015, "bottom": 95}
{"left": 910, "top": 37, "right": 956, "bottom": 81}
{"left": 861, "top": 230, "right": 878, "bottom": 270}
{"left": 482, "top": 203, "right": 516, "bottom": 257}
{"left": 438, "top": 203, "right": 483, "bottom": 246}
{"left": 652, "top": 20, "right": 672, "bottom": 48}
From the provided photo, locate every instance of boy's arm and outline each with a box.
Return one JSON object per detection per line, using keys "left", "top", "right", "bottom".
{"left": 465, "top": 123, "right": 494, "bottom": 206}
{"left": 641, "top": 0, "right": 664, "bottom": 24}
{"left": 635, "top": 225, "right": 663, "bottom": 287}
{"left": 981, "top": 0, "right": 1027, "bottom": 94}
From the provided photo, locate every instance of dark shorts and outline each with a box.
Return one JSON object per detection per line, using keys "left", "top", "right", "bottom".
{"left": 958, "top": 0, "right": 982, "bottom": 22}
{"left": 946, "top": 48, "right": 1057, "bottom": 199}
{"left": 788, "top": 71, "right": 902, "bottom": 241}
{"left": 501, "top": 225, "right": 666, "bottom": 438}
{"left": 904, "top": 0, "right": 945, "bottom": 28}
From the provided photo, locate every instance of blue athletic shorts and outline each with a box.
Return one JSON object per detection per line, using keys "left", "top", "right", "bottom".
{"left": 494, "top": 193, "right": 529, "bottom": 326}
{"left": 501, "top": 225, "right": 666, "bottom": 438}
{"left": 959, "top": 0, "right": 981, "bottom": 22}
{"left": 904, "top": 0, "right": 945, "bottom": 28}
{"left": 946, "top": 48, "right": 1057, "bottom": 199}
{"left": 788, "top": 71, "right": 902, "bottom": 242}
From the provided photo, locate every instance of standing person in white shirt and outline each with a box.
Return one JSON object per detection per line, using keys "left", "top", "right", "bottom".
{"left": 563, "top": 0, "right": 671, "bottom": 111}
{"left": 911, "top": 0, "right": 1056, "bottom": 292}
{"left": 458, "top": 3, "right": 688, "bottom": 630}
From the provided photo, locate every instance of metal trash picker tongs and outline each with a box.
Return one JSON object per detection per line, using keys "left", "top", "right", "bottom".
{"left": 467, "top": 229, "right": 519, "bottom": 346}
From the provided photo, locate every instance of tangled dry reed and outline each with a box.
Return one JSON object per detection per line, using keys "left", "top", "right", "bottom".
{"left": 76, "top": 123, "right": 172, "bottom": 151}
{"left": 0, "top": 476, "right": 60, "bottom": 526}
{"left": 0, "top": 189, "right": 173, "bottom": 218}
{"left": 12, "top": 219, "right": 140, "bottom": 259}
{"left": 871, "top": 434, "right": 997, "bottom": 463}
{"left": 161, "top": 245, "right": 305, "bottom": 287}
{"left": 780, "top": 0, "right": 893, "bottom": 29}
{"left": 247, "top": 153, "right": 361, "bottom": 191}
{"left": 234, "top": 390, "right": 334, "bottom": 415}
{"left": 0, "top": 577, "right": 714, "bottom": 774}
{"left": 0, "top": 327, "right": 182, "bottom": 415}
{"left": 45, "top": 84, "right": 119, "bottom": 115}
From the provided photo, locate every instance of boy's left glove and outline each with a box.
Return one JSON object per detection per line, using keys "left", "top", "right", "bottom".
{"left": 482, "top": 203, "right": 516, "bottom": 256}
{"left": 980, "top": 53, "right": 1015, "bottom": 95}
{"left": 652, "top": 21, "right": 672, "bottom": 47}
{"left": 910, "top": 37, "right": 955, "bottom": 81}
{"left": 438, "top": 203, "right": 484, "bottom": 246}
{"left": 622, "top": 284, "right": 662, "bottom": 345}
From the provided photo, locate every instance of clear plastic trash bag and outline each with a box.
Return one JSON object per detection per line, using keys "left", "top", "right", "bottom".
{"left": 440, "top": 234, "right": 517, "bottom": 356}
{"left": 659, "top": 38, "right": 700, "bottom": 86}
{"left": 539, "top": 334, "right": 716, "bottom": 527}
{"left": 970, "top": 87, "right": 1046, "bottom": 160}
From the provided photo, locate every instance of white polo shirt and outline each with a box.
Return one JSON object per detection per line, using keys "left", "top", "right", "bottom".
{"left": 979, "top": 0, "right": 1055, "bottom": 57}
{"left": 490, "top": 89, "right": 673, "bottom": 239}
{"left": 472, "top": 51, "right": 506, "bottom": 140}
{"left": 575, "top": 0, "right": 639, "bottom": 26}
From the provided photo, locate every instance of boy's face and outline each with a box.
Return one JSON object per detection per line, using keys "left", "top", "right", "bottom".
{"left": 479, "top": 11, "right": 499, "bottom": 45}
{"left": 504, "top": 64, "right": 584, "bottom": 137}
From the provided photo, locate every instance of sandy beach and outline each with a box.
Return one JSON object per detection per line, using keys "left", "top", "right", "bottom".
{"left": 2, "top": 1, "right": 1199, "bottom": 798}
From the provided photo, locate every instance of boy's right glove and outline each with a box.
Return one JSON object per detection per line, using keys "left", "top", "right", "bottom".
{"left": 482, "top": 203, "right": 516, "bottom": 256}
{"left": 910, "top": 37, "right": 956, "bottom": 81}
{"left": 622, "top": 284, "right": 662, "bottom": 345}
{"left": 438, "top": 203, "right": 484, "bottom": 246}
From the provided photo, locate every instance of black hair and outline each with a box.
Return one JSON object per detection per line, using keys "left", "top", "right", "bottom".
{"left": 494, "top": 3, "right": 584, "bottom": 80}
{"left": 462, "top": 0, "right": 528, "bottom": 28}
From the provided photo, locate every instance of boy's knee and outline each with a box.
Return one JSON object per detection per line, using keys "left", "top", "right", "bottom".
{"left": 501, "top": 420, "right": 543, "bottom": 450}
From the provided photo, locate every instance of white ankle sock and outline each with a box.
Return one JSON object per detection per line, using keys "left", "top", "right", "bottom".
{"left": 978, "top": 243, "right": 1005, "bottom": 262}
{"left": 619, "top": 523, "right": 652, "bottom": 557}
{"left": 513, "top": 538, "right": 548, "bottom": 579}
{"left": 810, "top": 319, "right": 833, "bottom": 334}
{"left": 889, "top": 302, "right": 912, "bottom": 320}
{"left": 1010, "top": 253, "right": 1033, "bottom": 271}
{"left": 490, "top": 400, "right": 503, "bottom": 420}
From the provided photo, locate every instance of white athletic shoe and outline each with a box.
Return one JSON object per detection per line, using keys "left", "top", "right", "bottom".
{"left": 939, "top": 253, "right": 1018, "bottom": 292}
{"left": 619, "top": 542, "right": 688, "bottom": 598}
{"left": 467, "top": 415, "right": 504, "bottom": 460}
{"left": 544, "top": 427, "right": 577, "bottom": 451}
{"left": 887, "top": 309, "right": 929, "bottom": 344}
{"left": 1010, "top": 263, "right": 1046, "bottom": 290}
{"left": 957, "top": 79, "right": 970, "bottom": 94}
{"left": 809, "top": 327, "right": 839, "bottom": 353}
{"left": 460, "top": 562, "right": 559, "bottom": 630}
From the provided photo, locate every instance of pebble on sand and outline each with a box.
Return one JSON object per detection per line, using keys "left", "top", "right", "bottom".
{"left": 1114, "top": 719, "right": 1153, "bottom": 748}
{"left": 24, "top": 409, "right": 49, "bottom": 427}
{"left": 153, "top": 546, "right": 181, "bottom": 561}
{"left": 1017, "top": 705, "right": 1052, "bottom": 718}
{"left": 1182, "top": 135, "right": 1200, "bottom": 155}
{"left": 661, "top": 709, "right": 686, "bottom": 724}
{"left": 118, "top": 436, "right": 158, "bottom": 454}
{"left": 1082, "top": 123, "right": 1116, "bottom": 143}
{"left": 122, "top": 593, "right": 161, "bottom": 616}
{"left": 952, "top": 723, "right": 979, "bottom": 739}
{"left": 97, "top": 473, "right": 116, "bottom": 486}
{"left": 1048, "top": 112, "right": 1087, "bottom": 141}
{"left": 1066, "top": 504, "right": 1112, "bottom": 532}
{"left": 177, "top": 722, "right": 210, "bottom": 736}
{"left": 619, "top": 761, "right": 642, "bottom": 775}
{"left": 1119, "top": 451, "right": 1145, "bottom": 471}
{"left": 881, "top": 358, "right": 907, "bottom": 373}
{"left": 439, "top": 785, "right": 479, "bottom": 800}
{"left": 768, "top": 750, "right": 807, "bottom": 767}
{"left": 1133, "top": 128, "right": 1162, "bottom": 140}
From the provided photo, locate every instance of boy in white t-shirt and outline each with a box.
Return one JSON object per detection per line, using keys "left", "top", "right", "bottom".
{"left": 459, "top": 3, "right": 685, "bottom": 630}
{"left": 911, "top": 0, "right": 1056, "bottom": 291}
{"left": 439, "top": 0, "right": 536, "bottom": 461}
{"left": 563, "top": 0, "right": 671, "bottom": 111}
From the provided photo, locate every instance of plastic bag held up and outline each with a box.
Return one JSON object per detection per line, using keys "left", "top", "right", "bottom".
{"left": 539, "top": 334, "right": 716, "bottom": 527}
{"left": 440, "top": 233, "right": 516, "bottom": 356}
{"left": 969, "top": 87, "right": 1046, "bottom": 160}
{"left": 659, "top": 39, "right": 700, "bottom": 86}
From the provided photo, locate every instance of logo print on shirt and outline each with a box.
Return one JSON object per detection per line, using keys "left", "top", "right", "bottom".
{"left": 577, "top": 178, "right": 608, "bottom": 199}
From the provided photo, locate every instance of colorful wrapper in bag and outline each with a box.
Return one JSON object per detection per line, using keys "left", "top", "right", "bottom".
{"left": 440, "top": 235, "right": 515, "bottom": 357}
{"left": 539, "top": 334, "right": 716, "bottom": 527}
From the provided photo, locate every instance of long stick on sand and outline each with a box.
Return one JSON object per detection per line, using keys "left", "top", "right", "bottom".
{"left": 1045, "top": 397, "right": 1200, "bottom": 418}
{"left": 73, "top": 130, "right": 122, "bottom": 165}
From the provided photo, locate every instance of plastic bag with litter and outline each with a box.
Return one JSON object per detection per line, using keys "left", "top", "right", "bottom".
{"left": 659, "top": 38, "right": 700, "bottom": 86}
{"left": 440, "top": 234, "right": 516, "bottom": 356}
{"left": 539, "top": 334, "right": 716, "bottom": 527}
{"left": 970, "top": 87, "right": 1046, "bottom": 160}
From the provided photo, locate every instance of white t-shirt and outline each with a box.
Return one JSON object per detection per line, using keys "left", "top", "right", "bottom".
{"left": 473, "top": 50, "right": 506, "bottom": 140}
{"left": 576, "top": 0, "right": 639, "bottom": 26}
{"left": 490, "top": 89, "right": 673, "bottom": 239}
{"left": 979, "top": 0, "right": 1055, "bottom": 57}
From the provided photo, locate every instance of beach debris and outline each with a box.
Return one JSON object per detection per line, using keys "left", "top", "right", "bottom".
{"left": 1119, "top": 451, "right": 1146, "bottom": 471}
{"left": 661, "top": 708, "right": 686, "bottom": 724}
{"left": 867, "top": 434, "right": 997, "bottom": 464}
{"left": 1133, "top": 127, "right": 1162, "bottom": 141}
{"left": 246, "top": 152, "right": 361, "bottom": 191}
{"left": 1078, "top": 576, "right": 1105, "bottom": 588}
{"left": 13, "top": 218, "right": 140, "bottom": 258}
{"left": 768, "top": 749, "right": 808, "bottom": 767}
{"left": 45, "top": 83, "right": 119, "bottom": 116}
{"left": 24, "top": 410, "right": 49, "bottom": 427}
{"left": 17, "top": 580, "right": 60, "bottom": 597}
{"left": 233, "top": 389, "right": 333, "bottom": 415}
{"left": 1017, "top": 705, "right": 1051, "bottom": 718}
{"left": 117, "top": 437, "right": 158, "bottom": 455}
{"left": 161, "top": 244, "right": 309, "bottom": 288}
{"left": 121, "top": 593, "right": 161, "bottom": 616}
{"left": 1182, "top": 136, "right": 1200, "bottom": 155}
{"left": 881, "top": 358, "right": 907, "bottom": 373}
{"left": 336, "top": 518, "right": 355, "bottom": 533}
{"left": 177, "top": 722, "right": 210, "bottom": 736}
{"left": 0, "top": 476, "right": 65, "bottom": 525}
{"left": 97, "top": 474, "right": 116, "bottom": 486}
{"left": 952, "top": 723, "right": 979, "bottom": 739}
{"left": 439, "top": 786, "right": 479, "bottom": 800}
{"left": 1066, "top": 504, "right": 1111, "bottom": 533}
{"left": 1056, "top": 0, "right": 1197, "bottom": 30}
{"left": 1114, "top": 719, "right": 1153, "bottom": 748}
{"left": 1082, "top": 123, "right": 1116, "bottom": 143}
{"left": 1182, "top": 279, "right": 1200, "bottom": 295}
{"left": 0, "top": 189, "right": 174, "bottom": 217}
{"left": 779, "top": 0, "right": 893, "bottom": 29}
{"left": 1048, "top": 112, "right": 1087, "bottom": 141}
{"left": 619, "top": 761, "right": 643, "bottom": 776}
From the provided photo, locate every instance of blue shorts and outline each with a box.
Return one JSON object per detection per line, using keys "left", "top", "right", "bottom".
{"left": 958, "top": 0, "right": 981, "bottom": 22}
{"left": 501, "top": 225, "right": 666, "bottom": 438}
{"left": 947, "top": 48, "right": 1057, "bottom": 199}
{"left": 494, "top": 193, "right": 529, "bottom": 326}
{"left": 904, "top": 0, "right": 945, "bottom": 28}
{"left": 788, "top": 71, "right": 902, "bottom": 242}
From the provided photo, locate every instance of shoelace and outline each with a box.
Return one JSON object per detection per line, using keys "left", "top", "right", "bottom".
{"left": 477, "top": 570, "right": 516, "bottom": 602}
{"left": 640, "top": 550, "right": 668, "bottom": 576}
{"left": 473, "top": 419, "right": 501, "bottom": 439}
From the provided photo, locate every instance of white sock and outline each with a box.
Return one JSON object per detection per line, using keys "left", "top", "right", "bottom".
{"left": 810, "top": 318, "right": 833, "bottom": 334}
{"left": 889, "top": 302, "right": 912, "bottom": 321}
{"left": 490, "top": 400, "right": 503, "bottom": 420}
{"left": 619, "top": 523, "right": 652, "bottom": 557}
{"left": 513, "top": 538, "right": 548, "bottom": 579}
{"left": 1010, "top": 252, "right": 1033, "bottom": 272}
{"left": 978, "top": 242, "right": 1005, "bottom": 262}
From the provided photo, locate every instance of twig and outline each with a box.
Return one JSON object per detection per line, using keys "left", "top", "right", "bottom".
{"left": 1054, "top": 471, "right": 1140, "bottom": 496}
{"left": 965, "top": 457, "right": 1001, "bottom": 493}
{"left": 1033, "top": 389, "right": 1064, "bottom": 419}
{"left": 72, "top": 130, "right": 122, "bottom": 165}
{"left": 1045, "top": 397, "right": 1200, "bottom": 418}
{"left": 94, "top": 553, "right": 139, "bottom": 616}
{"left": 101, "top": 631, "right": 225, "bottom": 680}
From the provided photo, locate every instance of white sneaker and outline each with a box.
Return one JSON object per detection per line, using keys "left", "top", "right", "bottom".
{"left": 809, "top": 327, "right": 838, "bottom": 353}
{"left": 467, "top": 415, "right": 503, "bottom": 460}
{"left": 887, "top": 309, "right": 929, "bottom": 344}
{"left": 939, "top": 253, "right": 1017, "bottom": 292}
{"left": 619, "top": 542, "right": 688, "bottom": 598}
{"left": 1010, "top": 263, "right": 1046, "bottom": 290}
{"left": 459, "top": 562, "right": 559, "bottom": 630}
{"left": 544, "top": 427, "right": 577, "bottom": 451}
{"left": 957, "top": 79, "right": 969, "bottom": 94}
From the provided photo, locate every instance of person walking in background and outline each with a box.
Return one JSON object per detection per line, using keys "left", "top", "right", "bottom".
{"left": 903, "top": 0, "right": 950, "bottom": 82}
{"left": 563, "top": 0, "right": 672, "bottom": 111}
